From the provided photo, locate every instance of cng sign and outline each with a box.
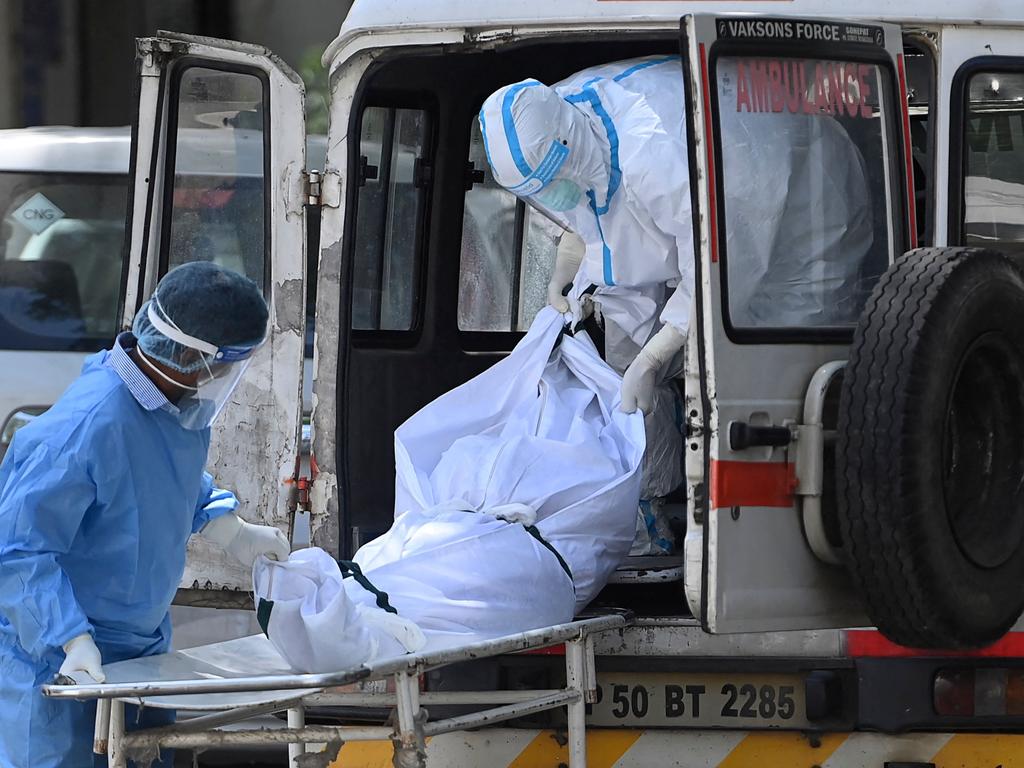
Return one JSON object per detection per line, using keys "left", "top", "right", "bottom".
{"left": 10, "top": 192, "right": 65, "bottom": 235}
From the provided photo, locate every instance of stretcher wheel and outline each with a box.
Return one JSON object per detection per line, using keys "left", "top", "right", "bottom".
{"left": 837, "top": 247, "right": 1024, "bottom": 648}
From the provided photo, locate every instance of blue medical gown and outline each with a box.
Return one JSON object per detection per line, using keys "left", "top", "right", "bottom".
{"left": 0, "top": 350, "right": 237, "bottom": 767}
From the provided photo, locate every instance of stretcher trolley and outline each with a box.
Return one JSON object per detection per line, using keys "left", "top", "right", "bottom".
{"left": 43, "top": 611, "right": 632, "bottom": 768}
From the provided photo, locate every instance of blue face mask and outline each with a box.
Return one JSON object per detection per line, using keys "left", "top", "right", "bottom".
{"left": 533, "top": 177, "right": 583, "bottom": 212}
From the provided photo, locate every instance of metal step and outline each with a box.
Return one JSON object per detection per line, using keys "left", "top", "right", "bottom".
{"left": 608, "top": 555, "right": 684, "bottom": 584}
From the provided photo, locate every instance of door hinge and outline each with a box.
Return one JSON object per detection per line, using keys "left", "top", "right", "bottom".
{"left": 303, "top": 169, "right": 342, "bottom": 208}
{"left": 136, "top": 38, "right": 188, "bottom": 76}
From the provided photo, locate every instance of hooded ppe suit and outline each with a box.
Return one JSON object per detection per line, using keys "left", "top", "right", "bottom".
{"left": 0, "top": 262, "right": 273, "bottom": 767}
{"left": 481, "top": 54, "right": 874, "bottom": 380}
{"left": 479, "top": 56, "right": 693, "bottom": 421}
{"left": 479, "top": 56, "right": 694, "bottom": 356}
{"left": 479, "top": 55, "right": 693, "bottom": 543}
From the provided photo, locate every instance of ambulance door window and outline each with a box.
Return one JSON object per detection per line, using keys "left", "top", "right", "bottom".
{"left": 164, "top": 66, "right": 267, "bottom": 288}
{"left": 458, "top": 118, "right": 561, "bottom": 332}
{"left": 350, "top": 106, "right": 429, "bottom": 331}
{"left": 715, "top": 56, "right": 901, "bottom": 334}
{"left": 958, "top": 68, "right": 1024, "bottom": 250}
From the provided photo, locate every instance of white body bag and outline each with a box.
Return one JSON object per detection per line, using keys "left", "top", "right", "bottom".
{"left": 254, "top": 308, "right": 645, "bottom": 673}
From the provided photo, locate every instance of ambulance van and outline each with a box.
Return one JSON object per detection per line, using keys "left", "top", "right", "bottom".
{"left": 96, "top": 2, "right": 1024, "bottom": 763}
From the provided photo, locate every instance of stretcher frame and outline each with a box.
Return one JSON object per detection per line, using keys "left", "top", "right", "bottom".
{"left": 43, "top": 612, "right": 631, "bottom": 767}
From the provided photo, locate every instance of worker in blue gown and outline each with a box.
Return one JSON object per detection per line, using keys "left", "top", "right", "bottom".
{"left": 0, "top": 261, "right": 291, "bottom": 767}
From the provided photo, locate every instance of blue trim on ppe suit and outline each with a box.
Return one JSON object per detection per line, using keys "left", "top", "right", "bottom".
{"left": 501, "top": 80, "right": 542, "bottom": 177}
{"left": 565, "top": 86, "right": 621, "bottom": 285}
{"left": 612, "top": 55, "right": 680, "bottom": 83}
{"left": 508, "top": 140, "right": 570, "bottom": 197}
{"left": 563, "top": 56, "right": 679, "bottom": 287}
{"left": 0, "top": 346, "right": 237, "bottom": 767}
{"left": 564, "top": 88, "right": 621, "bottom": 214}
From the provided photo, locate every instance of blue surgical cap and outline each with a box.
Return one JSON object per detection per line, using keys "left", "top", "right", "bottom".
{"left": 133, "top": 261, "right": 269, "bottom": 373}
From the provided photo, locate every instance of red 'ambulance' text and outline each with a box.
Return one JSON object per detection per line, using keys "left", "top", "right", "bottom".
{"left": 735, "top": 59, "right": 875, "bottom": 118}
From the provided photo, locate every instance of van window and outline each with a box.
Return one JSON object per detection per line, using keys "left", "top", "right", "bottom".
{"left": 165, "top": 66, "right": 267, "bottom": 287}
{"left": 715, "top": 56, "right": 898, "bottom": 333}
{"left": 458, "top": 119, "right": 561, "bottom": 332}
{"left": 351, "top": 106, "right": 428, "bottom": 331}
{"left": 961, "top": 69, "right": 1024, "bottom": 250}
{"left": 0, "top": 173, "right": 126, "bottom": 351}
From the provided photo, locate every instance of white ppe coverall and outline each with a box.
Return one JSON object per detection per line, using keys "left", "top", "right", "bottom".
{"left": 479, "top": 56, "right": 693, "bottom": 358}
{"left": 255, "top": 309, "right": 645, "bottom": 673}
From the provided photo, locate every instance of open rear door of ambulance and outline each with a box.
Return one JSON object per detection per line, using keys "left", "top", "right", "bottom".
{"left": 682, "top": 16, "right": 916, "bottom": 632}
{"left": 121, "top": 34, "right": 308, "bottom": 599}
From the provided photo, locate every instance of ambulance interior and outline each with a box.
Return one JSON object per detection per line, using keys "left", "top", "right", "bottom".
{"left": 335, "top": 33, "right": 936, "bottom": 620}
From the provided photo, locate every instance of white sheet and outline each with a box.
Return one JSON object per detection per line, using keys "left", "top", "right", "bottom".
{"left": 255, "top": 309, "right": 644, "bottom": 673}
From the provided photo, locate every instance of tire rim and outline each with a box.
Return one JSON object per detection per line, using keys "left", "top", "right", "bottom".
{"left": 942, "top": 330, "right": 1024, "bottom": 569}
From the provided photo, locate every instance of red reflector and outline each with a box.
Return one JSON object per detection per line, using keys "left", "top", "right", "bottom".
{"left": 519, "top": 644, "right": 566, "bottom": 656}
{"left": 846, "top": 630, "right": 1024, "bottom": 657}
{"left": 1007, "top": 671, "right": 1024, "bottom": 715}
{"left": 934, "top": 669, "right": 974, "bottom": 716}
{"left": 709, "top": 460, "right": 797, "bottom": 508}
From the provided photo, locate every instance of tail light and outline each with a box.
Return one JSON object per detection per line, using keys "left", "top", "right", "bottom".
{"left": 934, "top": 667, "right": 1024, "bottom": 716}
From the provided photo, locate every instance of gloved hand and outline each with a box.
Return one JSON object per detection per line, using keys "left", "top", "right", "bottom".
{"left": 620, "top": 323, "right": 686, "bottom": 414}
{"left": 59, "top": 633, "right": 105, "bottom": 683}
{"left": 202, "top": 513, "right": 290, "bottom": 568}
{"left": 547, "top": 232, "right": 586, "bottom": 313}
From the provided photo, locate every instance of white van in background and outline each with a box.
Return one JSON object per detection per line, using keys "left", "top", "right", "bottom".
{"left": 0, "top": 128, "right": 128, "bottom": 457}
{"left": 0, "top": 126, "right": 327, "bottom": 648}
{"left": 0, "top": 126, "right": 326, "bottom": 462}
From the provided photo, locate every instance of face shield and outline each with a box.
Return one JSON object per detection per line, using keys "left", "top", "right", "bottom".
{"left": 502, "top": 135, "right": 585, "bottom": 216}
{"left": 143, "top": 297, "right": 264, "bottom": 430}
{"left": 480, "top": 79, "right": 614, "bottom": 236}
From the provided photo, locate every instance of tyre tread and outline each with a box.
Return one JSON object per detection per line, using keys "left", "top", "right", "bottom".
{"left": 837, "top": 247, "right": 1017, "bottom": 647}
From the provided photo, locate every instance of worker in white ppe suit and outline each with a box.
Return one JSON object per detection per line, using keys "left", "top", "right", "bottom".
{"left": 480, "top": 56, "right": 693, "bottom": 414}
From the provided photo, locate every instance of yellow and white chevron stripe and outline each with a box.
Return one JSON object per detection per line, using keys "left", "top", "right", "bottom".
{"left": 327, "top": 729, "right": 1024, "bottom": 767}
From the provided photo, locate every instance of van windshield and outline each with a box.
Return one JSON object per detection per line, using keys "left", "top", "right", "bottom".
{"left": 0, "top": 172, "right": 127, "bottom": 352}
{"left": 715, "top": 55, "right": 898, "bottom": 333}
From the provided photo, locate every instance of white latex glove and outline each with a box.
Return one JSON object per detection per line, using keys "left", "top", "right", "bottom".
{"left": 547, "top": 232, "right": 586, "bottom": 313}
{"left": 59, "top": 633, "right": 105, "bottom": 683}
{"left": 202, "top": 513, "right": 290, "bottom": 568}
{"left": 620, "top": 323, "right": 686, "bottom": 414}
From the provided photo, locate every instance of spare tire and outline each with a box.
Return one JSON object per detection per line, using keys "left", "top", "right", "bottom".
{"left": 837, "top": 247, "right": 1024, "bottom": 648}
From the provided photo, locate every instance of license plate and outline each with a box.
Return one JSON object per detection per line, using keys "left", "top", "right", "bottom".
{"left": 587, "top": 672, "right": 810, "bottom": 728}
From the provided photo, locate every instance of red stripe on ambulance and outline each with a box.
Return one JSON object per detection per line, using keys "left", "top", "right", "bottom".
{"left": 710, "top": 460, "right": 796, "bottom": 509}
{"left": 846, "top": 630, "right": 1024, "bottom": 658}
